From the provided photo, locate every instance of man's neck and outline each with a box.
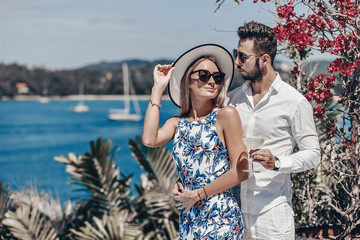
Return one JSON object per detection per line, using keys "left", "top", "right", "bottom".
{"left": 251, "top": 70, "right": 277, "bottom": 95}
{"left": 251, "top": 70, "right": 277, "bottom": 107}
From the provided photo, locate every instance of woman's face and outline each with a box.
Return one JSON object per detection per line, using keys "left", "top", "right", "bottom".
{"left": 188, "top": 59, "right": 223, "bottom": 102}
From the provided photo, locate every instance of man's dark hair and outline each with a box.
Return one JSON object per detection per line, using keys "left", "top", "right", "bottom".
{"left": 237, "top": 22, "right": 277, "bottom": 66}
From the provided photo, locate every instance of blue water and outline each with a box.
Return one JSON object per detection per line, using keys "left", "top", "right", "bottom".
{"left": 0, "top": 100, "right": 179, "bottom": 203}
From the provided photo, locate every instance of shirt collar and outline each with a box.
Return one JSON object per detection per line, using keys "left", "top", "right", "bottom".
{"left": 242, "top": 80, "right": 251, "bottom": 92}
{"left": 269, "top": 72, "right": 283, "bottom": 93}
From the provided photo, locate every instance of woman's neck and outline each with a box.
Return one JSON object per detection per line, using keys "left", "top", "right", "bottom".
{"left": 188, "top": 101, "right": 215, "bottom": 121}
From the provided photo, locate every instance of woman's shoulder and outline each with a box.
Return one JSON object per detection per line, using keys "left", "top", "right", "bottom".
{"left": 166, "top": 116, "right": 181, "bottom": 126}
{"left": 217, "top": 106, "right": 241, "bottom": 127}
{"left": 217, "top": 105, "right": 238, "bottom": 118}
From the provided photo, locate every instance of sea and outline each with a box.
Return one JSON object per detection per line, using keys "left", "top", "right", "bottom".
{"left": 0, "top": 99, "right": 179, "bottom": 204}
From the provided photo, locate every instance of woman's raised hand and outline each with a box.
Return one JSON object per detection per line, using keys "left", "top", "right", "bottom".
{"left": 153, "top": 64, "right": 174, "bottom": 88}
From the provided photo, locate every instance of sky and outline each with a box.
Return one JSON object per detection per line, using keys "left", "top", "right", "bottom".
{"left": 0, "top": 0, "right": 308, "bottom": 70}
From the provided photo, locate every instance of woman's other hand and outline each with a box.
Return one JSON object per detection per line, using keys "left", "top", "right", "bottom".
{"left": 174, "top": 189, "right": 199, "bottom": 213}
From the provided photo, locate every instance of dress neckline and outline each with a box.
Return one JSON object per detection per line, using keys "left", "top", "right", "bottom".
{"left": 185, "top": 107, "right": 219, "bottom": 123}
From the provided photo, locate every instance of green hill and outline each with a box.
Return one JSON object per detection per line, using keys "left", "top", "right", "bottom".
{"left": 0, "top": 59, "right": 335, "bottom": 98}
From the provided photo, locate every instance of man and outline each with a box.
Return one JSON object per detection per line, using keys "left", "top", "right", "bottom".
{"left": 229, "top": 21, "right": 320, "bottom": 239}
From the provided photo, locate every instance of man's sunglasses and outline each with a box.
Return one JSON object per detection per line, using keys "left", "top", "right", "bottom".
{"left": 233, "top": 49, "right": 262, "bottom": 63}
{"left": 190, "top": 69, "right": 225, "bottom": 85}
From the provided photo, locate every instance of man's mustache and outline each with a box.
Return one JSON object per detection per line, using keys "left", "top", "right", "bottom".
{"left": 237, "top": 66, "right": 249, "bottom": 74}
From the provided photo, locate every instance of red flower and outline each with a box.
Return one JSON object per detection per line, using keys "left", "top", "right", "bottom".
{"left": 291, "top": 66, "right": 300, "bottom": 77}
{"left": 277, "top": 5, "right": 295, "bottom": 20}
{"left": 314, "top": 106, "right": 326, "bottom": 117}
{"left": 214, "top": 143, "right": 219, "bottom": 152}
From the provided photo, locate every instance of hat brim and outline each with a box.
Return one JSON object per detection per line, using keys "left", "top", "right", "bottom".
{"left": 168, "top": 43, "right": 234, "bottom": 108}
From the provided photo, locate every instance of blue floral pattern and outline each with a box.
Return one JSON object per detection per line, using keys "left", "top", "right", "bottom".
{"left": 173, "top": 108, "right": 243, "bottom": 239}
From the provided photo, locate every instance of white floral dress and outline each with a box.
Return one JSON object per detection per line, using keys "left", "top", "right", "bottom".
{"left": 172, "top": 108, "right": 243, "bottom": 240}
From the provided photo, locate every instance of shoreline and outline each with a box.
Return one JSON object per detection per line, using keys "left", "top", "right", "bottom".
{"left": 1, "top": 94, "right": 171, "bottom": 101}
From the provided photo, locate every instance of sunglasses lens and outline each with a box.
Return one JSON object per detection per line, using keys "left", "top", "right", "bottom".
{"left": 239, "top": 52, "right": 246, "bottom": 63}
{"left": 213, "top": 73, "right": 225, "bottom": 84}
{"left": 198, "top": 70, "right": 210, "bottom": 82}
{"left": 233, "top": 49, "right": 246, "bottom": 63}
{"left": 233, "top": 49, "right": 237, "bottom": 60}
{"left": 192, "top": 70, "right": 224, "bottom": 84}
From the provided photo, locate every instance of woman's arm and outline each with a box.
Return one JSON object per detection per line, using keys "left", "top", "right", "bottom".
{"left": 206, "top": 106, "right": 249, "bottom": 192}
{"left": 142, "top": 64, "right": 177, "bottom": 147}
{"left": 175, "top": 106, "right": 248, "bottom": 212}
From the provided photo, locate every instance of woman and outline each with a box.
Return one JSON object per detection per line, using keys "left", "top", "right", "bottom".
{"left": 142, "top": 44, "right": 249, "bottom": 239}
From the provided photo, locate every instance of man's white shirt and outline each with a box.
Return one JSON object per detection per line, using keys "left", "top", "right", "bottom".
{"left": 228, "top": 73, "right": 320, "bottom": 214}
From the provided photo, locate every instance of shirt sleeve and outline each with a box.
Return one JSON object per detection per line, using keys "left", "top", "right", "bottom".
{"left": 278, "top": 98, "right": 321, "bottom": 173}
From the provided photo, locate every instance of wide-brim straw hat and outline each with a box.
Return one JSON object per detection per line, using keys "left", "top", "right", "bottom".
{"left": 168, "top": 43, "right": 234, "bottom": 108}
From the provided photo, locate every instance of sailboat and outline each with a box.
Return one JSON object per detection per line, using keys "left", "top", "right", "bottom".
{"left": 108, "top": 63, "right": 142, "bottom": 121}
{"left": 71, "top": 82, "right": 90, "bottom": 113}
{"left": 39, "top": 88, "right": 50, "bottom": 104}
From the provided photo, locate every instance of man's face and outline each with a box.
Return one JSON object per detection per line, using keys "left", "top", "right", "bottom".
{"left": 234, "top": 39, "right": 262, "bottom": 83}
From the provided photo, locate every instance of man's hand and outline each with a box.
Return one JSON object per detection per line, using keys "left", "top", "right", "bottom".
{"left": 251, "top": 149, "right": 276, "bottom": 170}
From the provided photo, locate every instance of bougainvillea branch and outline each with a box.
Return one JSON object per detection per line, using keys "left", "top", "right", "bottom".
{"left": 218, "top": 0, "right": 360, "bottom": 238}
{"left": 273, "top": 1, "right": 360, "bottom": 238}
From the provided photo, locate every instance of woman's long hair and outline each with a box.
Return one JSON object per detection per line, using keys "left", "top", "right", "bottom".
{"left": 179, "top": 56, "right": 226, "bottom": 117}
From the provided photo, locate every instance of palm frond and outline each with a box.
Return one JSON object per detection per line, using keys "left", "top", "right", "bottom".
{"left": 0, "top": 181, "right": 11, "bottom": 220}
{"left": 158, "top": 218, "right": 180, "bottom": 240}
{"left": 140, "top": 180, "right": 175, "bottom": 218}
{"left": 3, "top": 205, "right": 59, "bottom": 240}
{"left": 70, "top": 209, "right": 143, "bottom": 240}
{"left": 55, "top": 138, "right": 133, "bottom": 212}
{"left": 129, "top": 137, "right": 178, "bottom": 194}
{"left": 0, "top": 181, "right": 12, "bottom": 239}
{"left": 129, "top": 137, "right": 179, "bottom": 239}
{"left": 9, "top": 184, "right": 74, "bottom": 233}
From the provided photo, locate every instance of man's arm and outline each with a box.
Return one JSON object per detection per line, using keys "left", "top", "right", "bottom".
{"left": 253, "top": 98, "right": 320, "bottom": 173}
{"left": 276, "top": 98, "right": 320, "bottom": 173}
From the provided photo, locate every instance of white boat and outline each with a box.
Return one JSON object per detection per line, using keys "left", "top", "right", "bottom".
{"left": 108, "top": 63, "right": 142, "bottom": 121}
{"left": 39, "top": 97, "right": 50, "bottom": 104}
{"left": 71, "top": 102, "right": 90, "bottom": 113}
{"left": 39, "top": 88, "right": 50, "bottom": 103}
{"left": 71, "top": 82, "right": 90, "bottom": 113}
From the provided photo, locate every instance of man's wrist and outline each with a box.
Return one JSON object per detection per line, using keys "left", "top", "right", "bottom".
{"left": 273, "top": 156, "right": 280, "bottom": 171}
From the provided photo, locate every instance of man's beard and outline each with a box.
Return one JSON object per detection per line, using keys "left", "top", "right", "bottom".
{"left": 243, "top": 59, "right": 262, "bottom": 83}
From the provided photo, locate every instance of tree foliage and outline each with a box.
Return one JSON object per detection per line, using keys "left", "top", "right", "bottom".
{"left": 221, "top": 0, "right": 360, "bottom": 238}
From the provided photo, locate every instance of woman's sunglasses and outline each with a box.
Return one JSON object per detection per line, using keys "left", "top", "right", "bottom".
{"left": 233, "top": 49, "right": 262, "bottom": 63}
{"left": 190, "top": 70, "right": 225, "bottom": 85}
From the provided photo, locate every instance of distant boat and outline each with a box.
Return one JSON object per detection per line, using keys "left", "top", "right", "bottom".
{"left": 39, "top": 88, "right": 50, "bottom": 104}
{"left": 71, "top": 82, "right": 90, "bottom": 113}
{"left": 39, "top": 97, "right": 50, "bottom": 104}
{"left": 71, "top": 102, "right": 89, "bottom": 113}
{"left": 108, "top": 63, "right": 142, "bottom": 121}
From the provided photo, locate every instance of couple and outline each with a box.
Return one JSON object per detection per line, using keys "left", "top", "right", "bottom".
{"left": 142, "top": 22, "right": 320, "bottom": 240}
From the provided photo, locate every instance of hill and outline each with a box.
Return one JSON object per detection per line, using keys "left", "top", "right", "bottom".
{"left": 0, "top": 59, "right": 335, "bottom": 99}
